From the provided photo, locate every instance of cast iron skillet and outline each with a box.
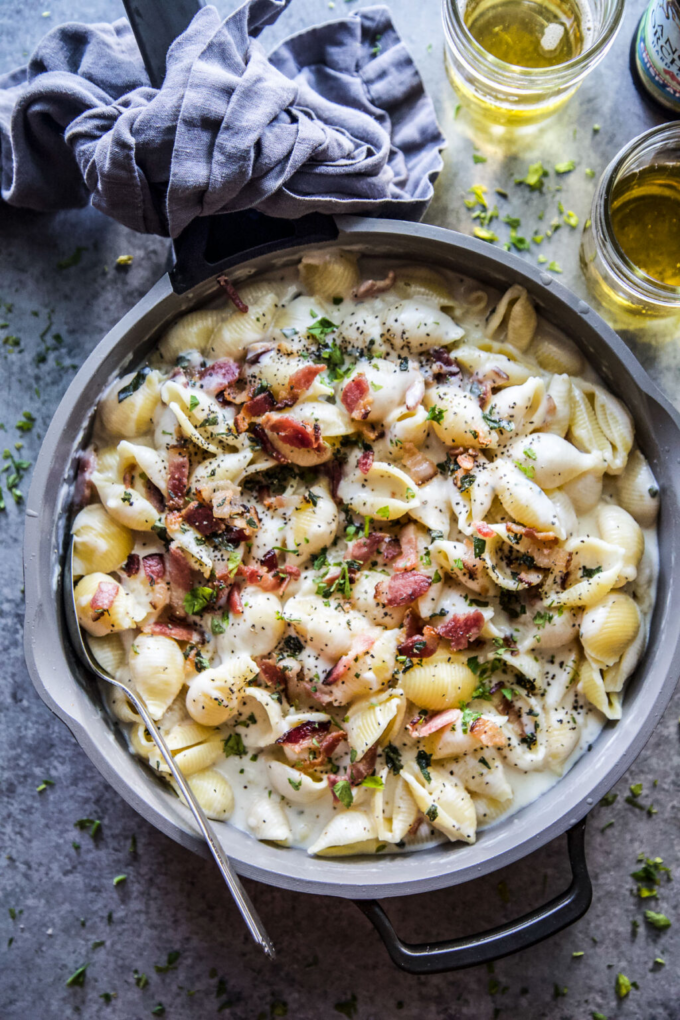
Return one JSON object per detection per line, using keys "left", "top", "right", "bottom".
{"left": 22, "top": 0, "right": 680, "bottom": 974}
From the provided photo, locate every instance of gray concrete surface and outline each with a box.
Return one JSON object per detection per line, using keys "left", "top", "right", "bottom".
{"left": 2, "top": 0, "right": 679, "bottom": 1017}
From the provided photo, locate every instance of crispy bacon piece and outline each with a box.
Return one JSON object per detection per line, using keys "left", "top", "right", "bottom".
{"left": 474, "top": 521, "right": 496, "bottom": 540}
{"left": 198, "top": 358, "right": 240, "bottom": 397}
{"left": 436, "top": 610, "right": 485, "bottom": 650}
{"left": 352, "top": 271, "right": 395, "bottom": 300}
{"left": 283, "top": 564, "right": 300, "bottom": 580}
{"left": 284, "top": 364, "right": 326, "bottom": 402}
{"left": 323, "top": 632, "right": 377, "bottom": 686}
{"left": 276, "top": 721, "right": 345, "bottom": 764}
{"left": 347, "top": 742, "right": 379, "bottom": 785}
{"left": 217, "top": 274, "right": 248, "bottom": 313}
{"left": 249, "top": 422, "right": 290, "bottom": 463}
{"left": 505, "top": 522, "right": 568, "bottom": 572}
{"left": 346, "top": 532, "right": 388, "bottom": 564}
{"left": 143, "top": 479, "right": 165, "bottom": 513}
{"left": 375, "top": 571, "right": 431, "bottom": 607}
{"left": 242, "top": 390, "right": 276, "bottom": 419}
{"left": 142, "top": 619, "right": 204, "bottom": 643}
{"left": 260, "top": 549, "right": 279, "bottom": 572}
{"left": 91, "top": 581, "right": 118, "bottom": 614}
{"left": 257, "top": 658, "right": 287, "bottom": 687}
{"left": 398, "top": 625, "right": 439, "bottom": 659}
{"left": 430, "top": 347, "right": 461, "bottom": 377}
{"left": 401, "top": 442, "right": 437, "bottom": 485}
{"left": 341, "top": 374, "right": 372, "bottom": 420}
{"left": 382, "top": 538, "right": 402, "bottom": 562}
{"left": 123, "top": 553, "right": 140, "bottom": 576}
{"left": 167, "top": 447, "right": 189, "bottom": 510}
{"left": 392, "top": 523, "right": 419, "bottom": 573}
{"left": 321, "top": 458, "right": 343, "bottom": 502}
{"left": 167, "top": 544, "right": 194, "bottom": 614}
{"left": 228, "top": 584, "right": 243, "bottom": 615}
{"left": 357, "top": 449, "right": 374, "bottom": 475}
{"left": 261, "top": 414, "right": 324, "bottom": 450}
{"left": 182, "top": 500, "right": 225, "bottom": 536}
{"left": 142, "top": 553, "right": 165, "bottom": 582}
{"left": 237, "top": 563, "right": 280, "bottom": 591}
{"left": 419, "top": 708, "right": 462, "bottom": 738}
{"left": 470, "top": 716, "right": 506, "bottom": 748}
{"left": 73, "top": 449, "right": 96, "bottom": 510}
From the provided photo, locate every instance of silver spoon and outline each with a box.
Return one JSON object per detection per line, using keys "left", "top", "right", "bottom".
{"left": 64, "top": 538, "right": 275, "bottom": 959}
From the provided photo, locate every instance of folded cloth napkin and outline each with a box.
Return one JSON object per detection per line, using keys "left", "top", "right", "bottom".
{"left": 0, "top": 0, "right": 445, "bottom": 237}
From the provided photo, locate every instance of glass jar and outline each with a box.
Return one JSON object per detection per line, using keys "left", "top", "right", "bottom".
{"left": 441, "top": 0, "right": 624, "bottom": 124}
{"left": 580, "top": 123, "right": 680, "bottom": 321}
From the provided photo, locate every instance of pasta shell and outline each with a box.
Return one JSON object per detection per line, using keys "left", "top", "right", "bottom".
{"left": 450, "top": 748, "right": 512, "bottom": 803}
{"left": 533, "top": 331, "right": 584, "bottom": 375}
{"left": 546, "top": 488, "right": 578, "bottom": 539}
{"left": 385, "top": 405, "right": 430, "bottom": 448}
{"left": 92, "top": 475, "right": 161, "bottom": 531}
{"left": 164, "top": 720, "right": 216, "bottom": 751}
{"left": 129, "top": 634, "right": 186, "bottom": 720}
{"left": 603, "top": 621, "right": 645, "bottom": 693}
{"left": 561, "top": 469, "right": 603, "bottom": 514}
{"left": 170, "top": 768, "right": 234, "bottom": 820}
{"left": 547, "top": 536, "right": 624, "bottom": 608}
{"left": 207, "top": 295, "right": 280, "bottom": 361}
{"left": 344, "top": 690, "right": 406, "bottom": 759}
{"left": 158, "top": 310, "right": 226, "bottom": 363}
{"left": 401, "top": 764, "right": 477, "bottom": 844}
{"left": 339, "top": 459, "right": 420, "bottom": 521}
{"left": 373, "top": 768, "right": 419, "bottom": 842}
{"left": 272, "top": 295, "right": 332, "bottom": 337}
{"left": 185, "top": 654, "right": 259, "bottom": 726}
{"left": 232, "top": 687, "right": 286, "bottom": 749}
{"left": 308, "top": 810, "right": 379, "bottom": 856}
{"left": 267, "top": 759, "right": 330, "bottom": 804}
{"left": 400, "top": 660, "right": 477, "bottom": 711}
{"left": 426, "top": 386, "right": 498, "bottom": 450}
{"left": 74, "top": 572, "right": 145, "bottom": 637}
{"left": 381, "top": 301, "right": 464, "bottom": 354}
{"left": 485, "top": 285, "right": 537, "bottom": 351}
{"left": 169, "top": 530, "right": 212, "bottom": 577}
{"left": 577, "top": 659, "right": 622, "bottom": 720}
{"left": 393, "top": 265, "right": 457, "bottom": 313}
{"left": 191, "top": 449, "right": 253, "bottom": 495}
{"left": 453, "top": 345, "right": 533, "bottom": 387}
{"left": 98, "top": 370, "right": 162, "bottom": 438}
{"left": 351, "top": 571, "right": 406, "bottom": 629}
{"left": 88, "top": 633, "right": 126, "bottom": 676}
{"left": 130, "top": 722, "right": 156, "bottom": 758}
{"left": 166, "top": 740, "right": 223, "bottom": 776}
{"left": 490, "top": 461, "right": 565, "bottom": 537}
{"left": 299, "top": 250, "right": 360, "bottom": 301}
{"left": 490, "top": 377, "right": 551, "bottom": 434}
{"left": 287, "top": 486, "right": 339, "bottom": 564}
{"left": 72, "top": 504, "right": 134, "bottom": 577}
{"left": 590, "top": 385, "right": 634, "bottom": 474}
{"left": 107, "top": 685, "right": 142, "bottom": 724}
{"left": 247, "top": 796, "right": 292, "bottom": 845}
{"left": 214, "top": 588, "right": 285, "bottom": 658}
{"left": 580, "top": 593, "right": 641, "bottom": 668}
{"left": 283, "top": 595, "right": 369, "bottom": 659}
{"left": 596, "top": 504, "right": 644, "bottom": 584}
{"left": 541, "top": 373, "right": 571, "bottom": 437}
{"left": 568, "top": 385, "right": 613, "bottom": 465}
{"left": 615, "top": 450, "right": 659, "bottom": 527}
{"left": 544, "top": 707, "right": 581, "bottom": 774}
{"left": 507, "top": 434, "right": 605, "bottom": 489}
{"left": 473, "top": 794, "right": 509, "bottom": 826}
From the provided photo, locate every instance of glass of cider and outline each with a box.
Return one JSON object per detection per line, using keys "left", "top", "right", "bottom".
{"left": 442, "top": 0, "right": 623, "bottom": 123}
{"left": 580, "top": 124, "right": 680, "bottom": 320}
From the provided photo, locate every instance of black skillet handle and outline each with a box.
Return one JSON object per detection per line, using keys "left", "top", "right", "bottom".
{"left": 356, "top": 819, "right": 592, "bottom": 975}
{"left": 122, "top": 0, "right": 340, "bottom": 293}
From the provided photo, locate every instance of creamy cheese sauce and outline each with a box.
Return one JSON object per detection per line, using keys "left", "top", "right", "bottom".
{"left": 71, "top": 252, "right": 659, "bottom": 857}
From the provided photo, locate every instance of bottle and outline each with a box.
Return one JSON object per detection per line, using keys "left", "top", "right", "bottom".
{"left": 634, "top": 0, "right": 680, "bottom": 114}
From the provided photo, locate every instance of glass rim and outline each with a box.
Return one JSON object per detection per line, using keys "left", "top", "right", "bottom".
{"left": 600, "top": 122, "right": 680, "bottom": 300}
{"left": 442, "top": 0, "right": 625, "bottom": 83}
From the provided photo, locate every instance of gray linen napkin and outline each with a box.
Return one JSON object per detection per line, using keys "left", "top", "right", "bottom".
{"left": 0, "top": 0, "right": 445, "bottom": 237}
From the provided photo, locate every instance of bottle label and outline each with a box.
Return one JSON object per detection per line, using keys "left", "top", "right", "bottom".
{"left": 636, "top": 0, "right": 680, "bottom": 110}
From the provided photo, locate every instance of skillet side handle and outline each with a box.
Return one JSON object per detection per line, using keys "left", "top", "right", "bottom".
{"left": 122, "top": 0, "right": 204, "bottom": 88}
{"left": 356, "top": 819, "right": 592, "bottom": 975}
{"left": 170, "top": 211, "right": 339, "bottom": 294}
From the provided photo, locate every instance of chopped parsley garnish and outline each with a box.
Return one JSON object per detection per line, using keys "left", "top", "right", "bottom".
{"left": 183, "top": 586, "right": 215, "bottom": 615}
{"left": 333, "top": 779, "right": 354, "bottom": 809}
{"left": 514, "top": 460, "right": 534, "bottom": 479}
{"left": 426, "top": 804, "right": 439, "bottom": 821}
{"left": 288, "top": 777, "right": 303, "bottom": 792}
{"left": 223, "top": 733, "right": 246, "bottom": 758}
{"left": 555, "top": 160, "right": 576, "bottom": 174}
{"left": 461, "top": 709, "right": 482, "bottom": 734}
{"left": 615, "top": 973, "right": 633, "bottom": 999}
{"left": 515, "top": 161, "right": 548, "bottom": 190}
{"left": 360, "top": 776, "right": 385, "bottom": 790}
{"left": 581, "top": 565, "right": 603, "bottom": 579}
{"left": 154, "top": 950, "right": 180, "bottom": 973}
{"left": 117, "top": 368, "right": 150, "bottom": 403}
{"left": 66, "top": 964, "right": 89, "bottom": 987}
{"left": 482, "top": 409, "right": 514, "bottom": 432}
{"left": 473, "top": 536, "right": 486, "bottom": 559}
{"left": 473, "top": 227, "right": 498, "bottom": 243}
{"left": 644, "top": 910, "right": 671, "bottom": 930}
{"left": 426, "top": 405, "right": 445, "bottom": 424}
{"left": 416, "top": 749, "right": 432, "bottom": 783}
{"left": 459, "top": 473, "right": 476, "bottom": 491}
{"left": 376, "top": 506, "right": 391, "bottom": 519}
{"left": 384, "top": 743, "right": 403, "bottom": 774}
{"left": 112, "top": 874, "right": 127, "bottom": 886}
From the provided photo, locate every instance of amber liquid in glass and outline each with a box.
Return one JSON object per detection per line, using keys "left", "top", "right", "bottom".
{"left": 464, "top": 0, "right": 585, "bottom": 67}
{"left": 610, "top": 166, "right": 680, "bottom": 288}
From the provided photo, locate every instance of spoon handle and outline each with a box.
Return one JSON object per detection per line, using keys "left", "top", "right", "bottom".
{"left": 123, "top": 686, "right": 276, "bottom": 959}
